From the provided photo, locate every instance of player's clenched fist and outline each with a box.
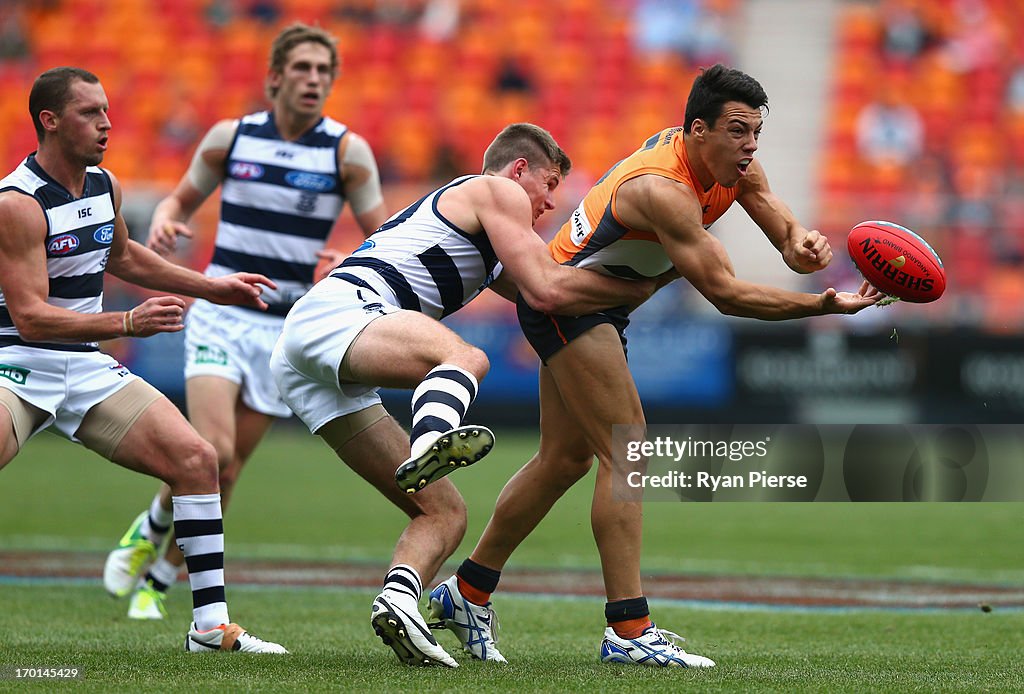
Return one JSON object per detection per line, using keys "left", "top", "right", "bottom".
{"left": 785, "top": 228, "right": 833, "bottom": 274}
{"left": 126, "top": 296, "right": 187, "bottom": 337}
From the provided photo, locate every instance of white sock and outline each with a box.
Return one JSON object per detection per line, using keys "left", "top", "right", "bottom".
{"left": 142, "top": 557, "right": 180, "bottom": 593}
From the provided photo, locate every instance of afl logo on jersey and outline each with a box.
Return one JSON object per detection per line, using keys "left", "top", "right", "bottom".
{"left": 353, "top": 239, "right": 376, "bottom": 253}
{"left": 285, "top": 171, "right": 335, "bottom": 192}
{"left": 230, "top": 162, "right": 264, "bottom": 180}
{"left": 47, "top": 233, "right": 80, "bottom": 255}
{"left": 93, "top": 224, "right": 115, "bottom": 244}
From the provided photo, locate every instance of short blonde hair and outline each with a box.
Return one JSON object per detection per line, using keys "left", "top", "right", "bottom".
{"left": 482, "top": 123, "right": 571, "bottom": 176}
{"left": 266, "top": 23, "right": 339, "bottom": 99}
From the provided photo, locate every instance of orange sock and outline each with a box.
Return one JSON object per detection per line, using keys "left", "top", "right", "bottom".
{"left": 456, "top": 575, "right": 492, "bottom": 605}
{"left": 611, "top": 616, "right": 652, "bottom": 639}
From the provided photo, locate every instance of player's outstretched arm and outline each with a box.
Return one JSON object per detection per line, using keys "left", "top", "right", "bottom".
{"left": 475, "top": 178, "right": 655, "bottom": 314}
{"left": 106, "top": 173, "right": 276, "bottom": 310}
{"left": 736, "top": 159, "right": 832, "bottom": 274}
{"left": 147, "top": 119, "right": 236, "bottom": 255}
{"left": 0, "top": 192, "right": 186, "bottom": 341}
{"left": 620, "top": 175, "right": 878, "bottom": 319}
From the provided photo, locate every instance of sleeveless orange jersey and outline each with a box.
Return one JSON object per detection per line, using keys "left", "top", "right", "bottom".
{"left": 550, "top": 126, "right": 738, "bottom": 278}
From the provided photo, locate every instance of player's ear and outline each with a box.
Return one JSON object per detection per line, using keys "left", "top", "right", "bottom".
{"left": 39, "top": 109, "right": 59, "bottom": 134}
{"left": 691, "top": 119, "right": 706, "bottom": 140}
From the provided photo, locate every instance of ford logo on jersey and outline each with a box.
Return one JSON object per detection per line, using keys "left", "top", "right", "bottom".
{"left": 47, "top": 233, "right": 80, "bottom": 255}
{"left": 93, "top": 224, "right": 115, "bottom": 244}
{"left": 285, "top": 171, "right": 335, "bottom": 192}
{"left": 353, "top": 239, "right": 375, "bottom": 253}
{"left": 230, "top": 162, "right": 264, "bottom": 179}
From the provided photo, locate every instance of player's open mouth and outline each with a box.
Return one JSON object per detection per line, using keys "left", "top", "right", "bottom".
{"left": 738, "top": 158, "right": 751, "bottom": 175}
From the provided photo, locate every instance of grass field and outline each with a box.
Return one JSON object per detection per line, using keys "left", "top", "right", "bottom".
{"left": 1, "top": 427, "right": 1022, "bottom": 692}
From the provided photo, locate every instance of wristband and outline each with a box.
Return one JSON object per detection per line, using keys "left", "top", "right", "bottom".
{"left": 123, "top": 309, "right": 136, "bottom": 337}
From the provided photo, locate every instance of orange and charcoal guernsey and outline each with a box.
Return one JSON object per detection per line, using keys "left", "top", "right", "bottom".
{"left": 549, "top": 126, "right": 738, "bottom": 278}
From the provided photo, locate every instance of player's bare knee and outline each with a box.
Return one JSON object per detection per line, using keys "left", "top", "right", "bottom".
{"left": 218, "top": 463, "right": 241, "bottom": 495}
{"left": 555, "top": 454, "right": 593, "bottom": 489}
{"left": 540, "top": 447, "right": 593, "bottom": 488}
{"left": 410, "top": 481, "right": 467, "bottom": 526}
{"left": 451, "top": 343, "right": 489, "bottom": 382}
{"left": 213, "top": 441, "right": 235, "bottom": 472}
{"left": 170, "top": 436, "right": 219, "bottom": 490}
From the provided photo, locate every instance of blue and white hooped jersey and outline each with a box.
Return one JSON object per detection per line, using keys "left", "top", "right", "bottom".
{"left": 209, "top": 111, "right": 347, "bottom": 316}
{"left": 0, "top": 155, "right": 116, "bottom": 351}
{"left": 332, "top": 175, "right": 500, "bottom": 320}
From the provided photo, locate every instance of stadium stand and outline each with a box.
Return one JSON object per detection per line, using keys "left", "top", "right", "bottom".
{"left": 822, "top": 0, "right": 1024, "bottom": 327}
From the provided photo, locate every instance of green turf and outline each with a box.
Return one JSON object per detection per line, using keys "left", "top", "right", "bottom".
{"left": 1, "top": 429, "right": 1021, "bottom": 583}
{"left": 2, "top": 429, "right": 1023, "bottom": 692}
{"left": 0, "top": 584, "right": 1020, "bottom": 693}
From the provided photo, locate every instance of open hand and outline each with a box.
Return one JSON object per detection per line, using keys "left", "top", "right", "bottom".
{"left": 206, "top": 273, "right": 278, "bottom": 310}
{"left": 821, "top": 281, "right": 882, "bottom": 315}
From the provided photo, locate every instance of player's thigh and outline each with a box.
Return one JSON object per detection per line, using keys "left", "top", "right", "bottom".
{"left": 343, "top": 310, "right": 485, "bottom": 388}
{"left": 75, "top": 379, "right": 164, "bottom": 462}
{"left": 327, "top": 413, "right": 464, "bottom": 518}
{"left": 537, "top": 363, "right": 595, "bottom": 469}
{"left": 0, "top": 387, "right": 49, "bottom": 469}
{"left": 185, "top": 375, "right": 241, "bottom": 452}
{"left": 82, "top": 383, "right": 212, "bottom": 481}
{"left": 545, "top": 323, "right": 646, "bottom": 458}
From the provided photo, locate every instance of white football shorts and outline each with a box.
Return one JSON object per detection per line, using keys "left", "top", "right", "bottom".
{"left": 270, "top": 276, "right": 400, "bottom": 434}
{"left": 0, "top": 345, "right": 139, "bottom": 443}
{"left": 184, "top": 300, "right": 292, "bottom": 418}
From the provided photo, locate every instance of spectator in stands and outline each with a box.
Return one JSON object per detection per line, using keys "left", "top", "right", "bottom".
{"left": 247, "top": 0, "right": 281, "bottom": 25}
{"left": 0, "top": 1, "right": 31, "bottom": 63}
{"left": 941, "top": 0, "right": 1003, "bottom": 74}
{"left": 495, "top": 57, "right": 534, "bottom": 94}
{"left": 855, "top": 87, "right": 923, "bottom": 168}
{"left": 879, "top": 0, "right": 935, "bottom": 64}
{"left": 632, "top": 0, "right": 733, "bottom": 64}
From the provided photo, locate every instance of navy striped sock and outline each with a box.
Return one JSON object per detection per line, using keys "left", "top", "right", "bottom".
{"left": 409, "top": 364, "right": 478, "bottom": 457}
{"left": 140, "top": 493, "right": 172, "bottom": 546}
{"left": 383, "top": 564, "right": 422, "bottom": 601}
{"left": 173, "top": 494, "right": 228, "bottom": 630}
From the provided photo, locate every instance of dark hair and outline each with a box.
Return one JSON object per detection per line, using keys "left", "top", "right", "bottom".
{"left": 266, "top": 23, "right": 339, "bottom": 99}
{"left": 482, "top": 123, "right": 571, "bottom": 176}
{"left": 29, "top": 67, "right": 100, "bottom": 140}
{"left": 683, "top": 64, "right": 769, "bottom": 133}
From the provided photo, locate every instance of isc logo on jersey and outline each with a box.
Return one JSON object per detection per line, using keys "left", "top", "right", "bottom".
{"left": 285, "top": 172, "right": 334, "bottom": 192}
{"left": 47, "top": 233, "right": 79, "bottom": 255}
{"left": 230, "top": 162, "right": 264, "bottom": 180}
{"left": 93, "top": 224, "right": 114, "bottom": 245}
